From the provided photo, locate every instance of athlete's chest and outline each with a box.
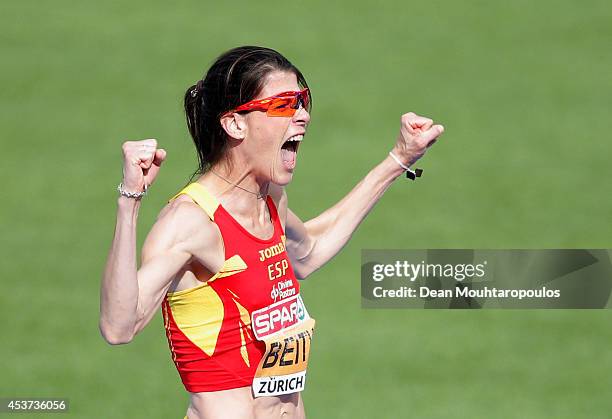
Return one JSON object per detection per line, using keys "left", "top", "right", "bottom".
{"left": 212, "top": 235, "right": 300, "bottom": 312}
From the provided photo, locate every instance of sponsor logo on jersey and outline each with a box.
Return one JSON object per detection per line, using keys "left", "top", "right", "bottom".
{"left": 251, "top": 294, "right": 308, "bottom": 340}
{"left": 270, "top": 279, "right": 296, "bottom": 302}
{"left": 259, "top": 241, "right": 286, "bottom": 262}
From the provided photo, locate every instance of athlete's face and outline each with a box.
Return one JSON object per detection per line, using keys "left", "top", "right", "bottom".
{"left": 242, "top": 71, "right": 310, "bottom": 186}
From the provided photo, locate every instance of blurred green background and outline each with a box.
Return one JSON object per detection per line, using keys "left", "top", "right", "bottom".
{"left": 2, "top": 0, "right": 611, "bottom": 417}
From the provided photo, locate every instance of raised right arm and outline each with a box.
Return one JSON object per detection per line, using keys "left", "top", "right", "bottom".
{"left": 99, "top": 197, "right": 192, "bottom": 345}
{"left": 100, "top": 140, "right": 224, "bottom": 345}
{"left": 99, "top": 137, "right": 187, "bottom": 344}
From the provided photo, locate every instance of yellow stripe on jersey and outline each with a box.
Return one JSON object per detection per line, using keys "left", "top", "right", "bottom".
{"left": 228, "top": 290, "right": 253, "bottom": 368}
{"left": 208, "top": 254, "right": 248, "bottom": 283}
{"left": 170, "top": 183, "right": 220, "bottom": 221}
{"left": 166, "top": 284, "right": 224, "bottom": 357}
{"left": 165, "top": 255, "right": 248, "bottom": 358}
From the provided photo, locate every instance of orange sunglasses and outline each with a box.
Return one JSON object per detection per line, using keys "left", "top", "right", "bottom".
{"left": 231, "top": 88, "right": 310, "bottom": 117}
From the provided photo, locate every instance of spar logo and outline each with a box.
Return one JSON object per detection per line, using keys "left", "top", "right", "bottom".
{"left": 251, "top": 294, "right": 309, "bottom": 340}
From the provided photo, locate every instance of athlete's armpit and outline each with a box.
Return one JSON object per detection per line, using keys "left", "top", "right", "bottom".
{"left": 133, "top": 200, "right": 222, "bottom": 336}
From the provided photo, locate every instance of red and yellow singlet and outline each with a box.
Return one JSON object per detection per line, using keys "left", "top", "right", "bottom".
{"left": 162, "top": 183, "right": 314, "bottom": 395}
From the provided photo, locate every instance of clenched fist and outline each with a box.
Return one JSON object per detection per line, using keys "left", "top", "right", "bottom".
{"left": 121, "top": 139, "right": 167, "bottom": 192}
{"left": 392, "top": 112, "right": 445, "bottom": 167}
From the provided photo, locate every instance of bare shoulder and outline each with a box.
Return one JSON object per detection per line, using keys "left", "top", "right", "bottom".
{"left": 142, "top": 195, "right": 221, "bottom": 263}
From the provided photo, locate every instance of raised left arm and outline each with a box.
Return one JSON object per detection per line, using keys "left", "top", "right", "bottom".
{"left": 285, "top": 112, "right": 444, "bottom": 279}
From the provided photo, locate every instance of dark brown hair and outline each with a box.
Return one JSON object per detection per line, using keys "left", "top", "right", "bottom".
{"left": 184, "top": 46, "right": 309, "bottom": 175}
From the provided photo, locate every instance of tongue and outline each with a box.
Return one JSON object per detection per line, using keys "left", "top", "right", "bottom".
{"left": 281, "top": 148, "right": 296, "bottom": 169}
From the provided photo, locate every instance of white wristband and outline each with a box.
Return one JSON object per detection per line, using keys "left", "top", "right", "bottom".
{"left": 388, "top": 151, "right": 411, "bottom": 170}
{"left": 388, "top": 152, "right": 422, "bottom": 180}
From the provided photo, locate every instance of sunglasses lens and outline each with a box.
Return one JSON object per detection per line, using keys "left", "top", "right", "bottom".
{"left": 267, "top": 97, "right": 297, "bottom": 116}
{"left": 263, "top": 89, "right": 310, "bottom": 116}
{"left": 302, "top": 89, "right": 310, "bottom": 109}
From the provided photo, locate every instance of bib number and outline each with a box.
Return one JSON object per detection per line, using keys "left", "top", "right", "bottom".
{"left": 251, "top": 295, "right": 315, "bottom": 397}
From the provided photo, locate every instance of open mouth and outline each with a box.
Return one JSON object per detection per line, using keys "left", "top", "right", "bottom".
{"left": 280, "top": 134, "right": 303, "bottom": 170}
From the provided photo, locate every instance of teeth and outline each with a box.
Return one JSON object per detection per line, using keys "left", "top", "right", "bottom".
{"left": 287, "top": 135, "right": 303, "bottom": 142}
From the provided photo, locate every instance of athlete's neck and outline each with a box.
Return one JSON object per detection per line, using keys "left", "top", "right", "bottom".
{"left": 198, "top": 168, "right": 271, "bottom": 223}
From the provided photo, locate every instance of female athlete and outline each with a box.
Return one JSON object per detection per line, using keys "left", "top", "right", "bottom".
{"left": 100, "top": 46, "right": 444, "bottom": 419}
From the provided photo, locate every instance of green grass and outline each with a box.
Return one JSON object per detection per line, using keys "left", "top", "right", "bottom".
{"left": 1, "top": 0, "right": 611, "bottom": 417}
